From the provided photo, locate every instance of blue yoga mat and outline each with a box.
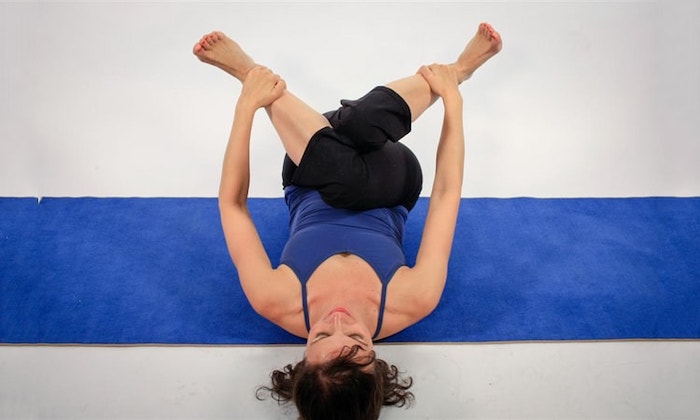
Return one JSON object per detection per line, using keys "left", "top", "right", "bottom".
{"left": 1, "top": 197, "right": 699, "bottom": 344}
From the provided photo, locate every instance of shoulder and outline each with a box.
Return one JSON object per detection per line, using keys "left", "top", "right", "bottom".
{"left": 253, "top": 265, "right": 308, "bottom": 339}
{"left": 373, "top": 266, "right": 442, "bottom": 339}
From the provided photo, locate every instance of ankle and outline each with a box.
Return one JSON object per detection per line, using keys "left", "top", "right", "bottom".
{"left": 238, "top": 64, "right": 258, "bottom": 82}
{"left": 450, "top": 63, "right": 470, "bottom": 84}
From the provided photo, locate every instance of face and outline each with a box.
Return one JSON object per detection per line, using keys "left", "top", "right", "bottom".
{"left": 305, "top": 307, "right": 375, "bottom": 365}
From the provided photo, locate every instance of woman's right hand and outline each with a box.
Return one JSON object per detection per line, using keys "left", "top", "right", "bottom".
{"left": 238, "top": 66, "right": 286, "bottom": 110}
{"left": 418, "top": 64, "right": 461, "bottom": 100}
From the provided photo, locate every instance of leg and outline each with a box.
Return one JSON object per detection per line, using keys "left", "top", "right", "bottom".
{"left": 282, "top": 132, "right": 423, "bottom": 211}
{"left": 385, "top": 22, "right": 503, "bottom": 123}
{"left": 284, "top": 85, "right": 424, "bottom": 210}
{"left": 264, "top": 92, "right": 330, "bottom": 165}
{"left": 384, "top": 74, "right": 436, "bottom": 123}
{"left": 311, "top": 22, "right": 502, "bottom": 210}
{"left": 194, "top": 31, "right": 329, "bottom": 165}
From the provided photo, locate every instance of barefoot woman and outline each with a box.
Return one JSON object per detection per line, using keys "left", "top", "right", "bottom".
{"left": 194, "top": 23, "right": 501, "bottom": 419}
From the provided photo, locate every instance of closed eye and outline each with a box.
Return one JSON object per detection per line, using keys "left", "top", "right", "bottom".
{"left": 350, "top": 334, "right": 366, "bottom": 344}
{"left": 311, "top": 333, "right": 367, "bottom": 348}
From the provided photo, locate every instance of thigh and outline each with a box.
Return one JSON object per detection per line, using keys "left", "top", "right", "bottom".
{"left": 283, "top": 131, "right": 422, "bottom": 211}
{"left": 324, "top": 86, "right": 413, "bottom": 152}
{"left": 360, "top": 142, "right": 423, "bottom": 211}
{"left": 281, "top": 127, "right": 361, "bottom": 192}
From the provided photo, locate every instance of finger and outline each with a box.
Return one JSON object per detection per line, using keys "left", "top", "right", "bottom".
{"left": 264, "top": 69, "right": 280, "bottom": 83}
{"left": 418, "top": 65, "right": 433, "bottom": 79}
{"left": 273, "top": 79, "right": 287, "bottom": 96}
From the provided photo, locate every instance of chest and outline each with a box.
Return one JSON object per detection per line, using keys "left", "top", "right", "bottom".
{"left": 306, "top": 254, "right": 383, "bottom": 304}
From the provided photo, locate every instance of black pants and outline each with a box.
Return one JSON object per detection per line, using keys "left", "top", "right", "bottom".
{"left": 282, "top": 86, "right": 423, "bottom": 211}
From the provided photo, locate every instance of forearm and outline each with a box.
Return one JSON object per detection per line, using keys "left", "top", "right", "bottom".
{"left": 432, "top": 94, "right": 465, "bottom": 196}
{"left": 219, "top": 104, "right": 256, "bottom": 207}
{"left": 411, "top": 94, "right": 464, "bottom": 310}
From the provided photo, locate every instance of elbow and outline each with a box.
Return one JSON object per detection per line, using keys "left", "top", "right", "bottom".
{"left": 218, "top": 195, "right": 247, "bottom": 212}
{"left": 430, "top": 174, "right": 463, "bottom": 199}
{"left": 428, "top": 187, "right": 462, "bottom": 207}
{"left": 431, "top": 185, "right": 461, "bottom": 198}
{"left": 218, "top": 182, "right": 249, "bottom": 209}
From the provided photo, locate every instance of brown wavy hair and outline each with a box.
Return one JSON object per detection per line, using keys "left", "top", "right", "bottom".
{"left": 256, "top": 345, "right": 414, "bottom": 420}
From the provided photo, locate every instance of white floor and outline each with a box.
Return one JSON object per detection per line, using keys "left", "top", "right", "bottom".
{"left": 1, "top": 341, "right": 698, "bottom": 419}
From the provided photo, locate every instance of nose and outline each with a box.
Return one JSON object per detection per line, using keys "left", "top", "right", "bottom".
{"left": 332, "top": 313, "right": 343, "bottom": 329}
{"left": 329, "top": 312, "right": 352, "bottom": 335}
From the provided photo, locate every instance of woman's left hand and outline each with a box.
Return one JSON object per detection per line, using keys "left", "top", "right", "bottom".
{"left": 418, "top": 63, "right": 460, "bottom": 100}
{"left": 238, "top": 66, "right": 286, "bottom": 110}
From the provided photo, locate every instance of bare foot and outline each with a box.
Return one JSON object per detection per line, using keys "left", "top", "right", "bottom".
{"left": 454, "top": 23, "right": 503, "bottom": 82}
{"left": 193, "top": 31, "right": 256, "bottom": 81}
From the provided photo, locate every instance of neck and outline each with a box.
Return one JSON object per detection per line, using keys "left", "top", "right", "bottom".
{"left": 308, "top": 292, "right": 379, "bottom": 333}
{"left": 304, "top": 255, "right": 383, "bottom": 334}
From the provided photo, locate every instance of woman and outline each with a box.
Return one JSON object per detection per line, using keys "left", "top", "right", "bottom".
{"left": 194, "top": 23, "right": 502, "bottom": 419}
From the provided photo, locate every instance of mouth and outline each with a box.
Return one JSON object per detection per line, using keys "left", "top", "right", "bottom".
{"left": 329, "top": 307, "right": 350, "bottom": 316}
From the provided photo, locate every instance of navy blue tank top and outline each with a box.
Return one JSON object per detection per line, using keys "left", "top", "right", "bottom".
{"left": 280, "top": 186, "right": 408, "bottom": 339}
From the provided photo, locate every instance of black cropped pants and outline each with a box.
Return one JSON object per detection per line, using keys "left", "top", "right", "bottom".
{"left": 282, "top": 86, "right": 423, "bottom": 211}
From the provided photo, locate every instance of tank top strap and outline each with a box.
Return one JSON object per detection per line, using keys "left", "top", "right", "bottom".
{"left": 302, "top": 282, "right": 311, "bottom": 332}
{"left": 372, "top": 282, "right": 389, "bottom": 339}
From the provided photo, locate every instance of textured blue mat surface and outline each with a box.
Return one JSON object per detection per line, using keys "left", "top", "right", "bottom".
{"left": 1, "top": 197, "right": 699, "bottom": 344}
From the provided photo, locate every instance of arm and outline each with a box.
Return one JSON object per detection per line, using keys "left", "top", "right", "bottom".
{"left": 404, "top": 65, "right": 465, "bottom": 318}
{"left": 218, "top": 67, "right": 286, "bottom": 317}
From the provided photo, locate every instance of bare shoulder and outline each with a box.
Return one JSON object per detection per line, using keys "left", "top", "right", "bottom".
{"left": 373, "top": 266, "right": 439, "bottom": 340}
{"left": 254, "top": 264, "right": 308, "bottom": 339}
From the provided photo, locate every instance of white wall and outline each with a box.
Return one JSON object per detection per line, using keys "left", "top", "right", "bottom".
{"left": 2, "top": 2, "right": 700, "bottom": 419}
{"left": 1, "top": 1, "right": 698, "bottom": 199}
